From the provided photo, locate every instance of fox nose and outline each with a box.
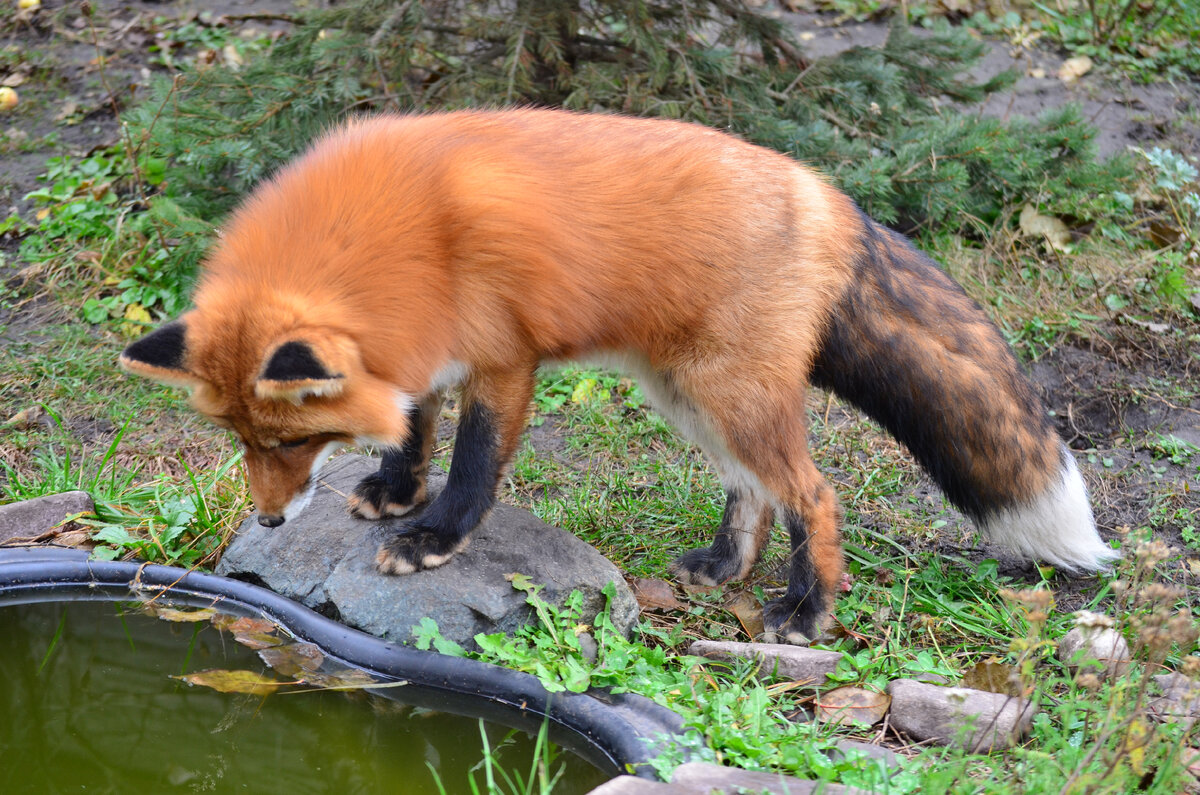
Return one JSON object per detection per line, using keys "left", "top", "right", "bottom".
{"left": 258, "top": 514, "right": 285, "bottom": 528}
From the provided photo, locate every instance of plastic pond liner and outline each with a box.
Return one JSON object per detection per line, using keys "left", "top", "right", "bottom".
{"left": 0, "top": 546, "right": 686, "bottom": 793}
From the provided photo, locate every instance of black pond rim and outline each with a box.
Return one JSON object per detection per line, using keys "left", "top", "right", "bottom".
{"left": 0, "top": 545, "right": 687, "bottom": 781}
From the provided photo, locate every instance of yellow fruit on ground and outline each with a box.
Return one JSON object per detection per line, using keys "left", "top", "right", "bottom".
{"left": 17, "top": 0, "right": 41, "bottom": 10}
{"left": 0, "top": 87, "right": 18, "bottom": 112}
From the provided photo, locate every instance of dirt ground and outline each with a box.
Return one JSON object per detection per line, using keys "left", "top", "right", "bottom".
{"left": 1, "top": 1, "right": 1198, "bottom": 605}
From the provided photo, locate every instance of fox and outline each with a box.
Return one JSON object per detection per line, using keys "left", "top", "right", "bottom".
{"left": 120, "top": 109, "right": 1118, "bottom": 644}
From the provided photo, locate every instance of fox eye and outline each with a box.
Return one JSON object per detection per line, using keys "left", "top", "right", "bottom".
{"left": 279, "top": 437, "right": 311, "bottom": 449}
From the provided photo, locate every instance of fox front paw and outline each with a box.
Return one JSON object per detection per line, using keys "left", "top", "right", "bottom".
{"left": 761, "top": 596, "right": 824, "bottom": 646}
{"left": 668, "top": 546, "right": 741, "bottom": 587}
{"left": 348, "top": 473, "right": 426, "bottom": 520}
{"left": 375, "top": 526, "right": 468, "bottom": 575}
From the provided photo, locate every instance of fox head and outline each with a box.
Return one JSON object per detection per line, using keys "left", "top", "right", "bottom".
{"left": 120, "top": 316, "right": 414, "bottom": 527}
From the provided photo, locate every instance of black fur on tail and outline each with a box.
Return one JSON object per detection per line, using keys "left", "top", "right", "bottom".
{"left": 810, "top": 212, "right": 1061, "bottom": 523}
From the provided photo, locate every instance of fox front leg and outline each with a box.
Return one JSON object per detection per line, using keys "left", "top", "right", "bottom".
{"left": 349, "top": 392, "right": 443, "bottom": 519}
{"left": 376, "top": 368, "right": 533, "bottom": 574}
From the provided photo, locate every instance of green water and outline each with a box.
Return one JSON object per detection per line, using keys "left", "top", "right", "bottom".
{"left": 0, "top": 600, "right": 609, "bottom": 795}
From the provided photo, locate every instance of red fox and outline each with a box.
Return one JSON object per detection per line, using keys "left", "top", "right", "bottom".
{"left": 121, "top": 109, "right": 1117, "bottom": 644}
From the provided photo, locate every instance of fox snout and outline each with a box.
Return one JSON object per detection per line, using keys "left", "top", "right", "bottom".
{"left": 244, "top": 439, "right": 347, "bottom": 528}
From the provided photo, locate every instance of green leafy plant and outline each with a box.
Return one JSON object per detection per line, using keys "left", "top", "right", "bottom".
{"left": 123, "top": 0, "right": 1129, "bottom": 233}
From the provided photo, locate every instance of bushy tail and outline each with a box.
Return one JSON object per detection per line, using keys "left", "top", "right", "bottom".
{"left": 812, "top": 215, "right": 1118, "bottom": 573}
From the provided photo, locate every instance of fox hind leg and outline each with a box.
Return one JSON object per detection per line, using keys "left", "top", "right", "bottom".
{"left": 669, "top": 486, "right": 774, "bottom": 587}
{"left": 643, "top": 361, "right": 842, "bottom": 644}
{"left": 377, "top": 368, "right": 533, "bottom": 575}
{"left": 349, "top": 392, "right": 443, "bottom": 519}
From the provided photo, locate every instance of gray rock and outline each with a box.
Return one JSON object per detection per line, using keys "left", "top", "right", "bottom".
{"left": 670, "top": 761, "right": 859, "bottom": 794}
{"left": 886, "top": 678, "right": 1036, "bottom": 752}
{"left": 827, "top": 739, "right": 902, "bottom": 771}
{"left": 0, "top": 491, "right": 94, "bottom": 543}
{"left": 688, "top": 640, "right": 841, "bottom": 688}
{"left": 585, "top": 776, "right": 688, "bottom": 794}
{"left": 216, "top": 454, "right": 638, "bottom": 649}
{"left": 1057, "top": 614, "right": 1130, "bottom": 679}
{"left": 1149, "top": 672, "right": 1200, "bottom": 731}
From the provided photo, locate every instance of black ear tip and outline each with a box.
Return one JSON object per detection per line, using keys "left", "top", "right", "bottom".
{"left": 122, "top": 320, "right": 187, "bottom": 370}
{"left": 261, "top": 340, "right": 337, "bottom": 381}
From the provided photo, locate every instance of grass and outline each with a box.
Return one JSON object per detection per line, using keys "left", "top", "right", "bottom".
{"left": 1, "top": 3, "right": 1198, "bottom": 792}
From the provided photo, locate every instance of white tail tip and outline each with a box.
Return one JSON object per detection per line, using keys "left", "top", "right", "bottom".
{"left": 980, "top": 447, "right": 1119, "bottom": 573}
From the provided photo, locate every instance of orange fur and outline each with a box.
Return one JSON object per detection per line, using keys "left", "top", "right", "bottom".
{"left": 122, "top": 108, "right": 1107, "bottom": 642}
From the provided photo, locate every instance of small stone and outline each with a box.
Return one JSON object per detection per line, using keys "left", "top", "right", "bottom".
{"left": 670, "top": 761, "right": 858, "bottom": 794}
{"left": 1149, "top": 673, "right": 1200, "bottom": 731}
{"left": 688, "top": 640, "right": 841, "bottom": 687}
{"left": 0, "top": 491, "right": 94, "bottom": 544}
{"left": 1058, "top": 616, "right": 1130, "bottom": 679}
{"left": 886, "top": 679, "right": 1036, "bottom": 752}
{"left": 827, "top": 739, "right": 902, "bottom": 771}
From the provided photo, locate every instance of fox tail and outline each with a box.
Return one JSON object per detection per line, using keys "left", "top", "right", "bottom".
{"left": 812, "top": 214, "right": 1118, "bottom": 573}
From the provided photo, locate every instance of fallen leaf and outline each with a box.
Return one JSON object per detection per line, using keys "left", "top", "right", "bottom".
{"left": 1, "top": 73, "right": 26, "bottom": 88}
{"left": 258, "top": 643, "right": 325, "bottom": 677}
{"left": 4, "top": 406, "right": 45, "bottom": 429}
{"left": 1018, "top": 203, "right": 1071, "bottom": 251}
{"left": 144, "top": 605, "right": 217, "bottom": 623}
{"left": 725, "top": 592, "right": 764, "bottom": 639}
{"left": 815, "top": 687, "right": 891, "bottom": 727}
{"left": 302, "top": 668, "right": 380, "bottom": 690}
{"left": 121, "top": 302, "right": 152, "bottom": 338}
{"left": 1058, "top": 55, "right": 1092, "bottom": 83}
{"left": 1029, "top": 67, "right": 1046, "bottom": 79}
{"left": 214, "top": 616, "right": 286, "bottom": 649}
{"left": 631, "top": 578, "right": 685, "bottom": 611}
{"left": 1121, "top": 315, "right": 1172, "bottom": 334}
{"left": 175, "top": 669, "right": 288, "bottom": 696}
{"left": 961, "top": 659, "right": 1022, "bottom": 696}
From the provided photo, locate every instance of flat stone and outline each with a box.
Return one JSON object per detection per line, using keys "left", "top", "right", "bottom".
{"left": 1057, "top": 612, "right": 1130, "bottom": 679}
{"left": 0, "top": 491, "right": 94, "bottom": 543}
{"left": 827, "top": 739, "right": 902, "bottom": 771}
{"left": 887, "top": 679, "right": 1035, "bottom": 752}
{"left": 585, "top": 776, "right": 687, "bottom": 794}
{"left": 217, "top": 454, "right": 638, "bottom": 649}
{"left": 688, "top": 640, "right": 841, "bottom": 687}
{"left": 670, "top": 761, "right": 860, "bottom": 794}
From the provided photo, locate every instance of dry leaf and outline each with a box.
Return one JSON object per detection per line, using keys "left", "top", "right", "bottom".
{"left": 175, "top": 669, "right": 288, "bottom": 696}
{"left": 961, "top": 659, "right": 1022, "bottom": 696}
{"left": 1058, "top": 55, "right": 1093, "bottom": 83}
{"left": 5, "top": 406, "right": 45, "bottom": 429}
{"left": 1121, "top": 315, "right": 1172, "bottom": 334}
{"left": 215, "top": 616, "right": 286, "bottom": 649}
{"left": 144, "top": 605, "right": 217, "bottom": 623}
{"left": 725, "top": 592, "right": 764, "bottom": 639}
{"left": 1018, "top": 204, "right": 1071, "bottom": 251}
{"left": 258, "top": 643, "right": 326, "bottom": 677}
{"left": 631, "top": 578, "right": 686, "bottom": 612}
{"left": 814, "top": 687, "right": 891, "bottom": 727}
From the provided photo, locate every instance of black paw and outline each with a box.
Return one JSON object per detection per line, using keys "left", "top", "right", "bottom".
{"left": 761, "top": 596, "right": 823, "bottom": 646}
{"left": 669, "top": 546, "right": 740, "bottom": 587}
{"left": 348, "top": 473, "right": 425, "bottom": 520}
{"left": 376, "top": 525, "right": 466, "bottom": 575}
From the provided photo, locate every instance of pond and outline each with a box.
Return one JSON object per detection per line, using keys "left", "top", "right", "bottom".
{"left": 0, "top": 599, "right": 610, "bottom": 795}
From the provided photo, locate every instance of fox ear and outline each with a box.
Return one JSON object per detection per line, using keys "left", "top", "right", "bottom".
{"left": 255, "top": 335, "right": 355, "bottom": 403}
{"left": 119, "top": 320, "right": 205, "bottom": 390}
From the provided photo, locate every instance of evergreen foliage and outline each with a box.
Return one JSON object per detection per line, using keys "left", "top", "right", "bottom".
{"left": 126, "top": 0, "right": 1129, "bottom": 233}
